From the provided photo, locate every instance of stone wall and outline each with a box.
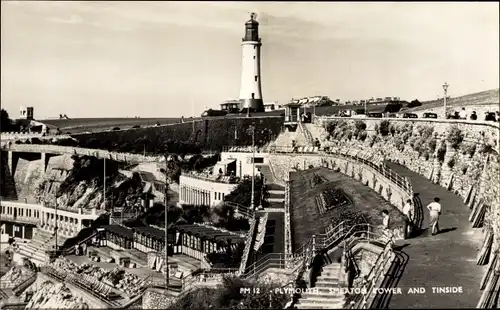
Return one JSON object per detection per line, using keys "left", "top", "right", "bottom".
{"left": 72, "top": 117, "right": 284, "bottom": 152}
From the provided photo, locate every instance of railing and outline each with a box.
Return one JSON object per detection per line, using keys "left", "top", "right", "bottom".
{"left": 60, "top": 232, "right": 98, "bottom": 255}
{"left": 181, "top": 172, "right": 240, "bottom": 184}
{"left": 223, "top": 201, "right": 255, "bottom": 220}
{"left": 222, "top": 145, "right": 412, "bottom": 194}
{"left": 268, "top": 159, "right": 282, "bottom": 186}
{"left": 348, "top": 237, "right": 395, "bottom": 309}
{"left": 178, "top": 268, "right": 239, "bottom": 295}
{"left": 284, "top": 179, "right": 293, "bottom": 259}
{"left": 238, "top": 216, "right": 258, "bottom": 275}
{"left": 12, "top": 273, "right": 37, "bottom": 296}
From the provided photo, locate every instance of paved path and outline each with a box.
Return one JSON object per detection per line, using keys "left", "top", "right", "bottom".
{"left": 385, "top": 162, "right": 484, "bottom": 309}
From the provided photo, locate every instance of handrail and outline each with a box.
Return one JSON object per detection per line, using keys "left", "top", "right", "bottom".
{"left": 60, "top": 232, "right": 98, "bottom": 255}
{"left": 224, "top": 145, "right": 413, "bottom": 194}
{"left": 238, "top": 215, "right": 258, "bottom": 275}
{"left": 223, "top": 201, "right": 255, "bottom": 220}
{"left": 351, "top": 237, "right": 395, "bottom": 309}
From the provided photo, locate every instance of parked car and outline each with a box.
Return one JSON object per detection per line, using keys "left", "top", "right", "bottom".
{"left": 112, "top": 127, "right": 121, "bottom": 131}
{"left": 367, "top": 113, "right": 383, "bottom": 118}
{"left": 423, "top": 112, "right": 438, "bottom": 119}
{"left": 132, "top": 125, "right": 141, "bottom": 129}
{"left": 402, "top": 113, "right": 418, "bottom": 118}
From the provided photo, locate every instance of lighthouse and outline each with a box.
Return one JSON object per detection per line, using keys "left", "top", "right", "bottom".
{"left": 239, "top": 13, "right": 264, "bottom": 114}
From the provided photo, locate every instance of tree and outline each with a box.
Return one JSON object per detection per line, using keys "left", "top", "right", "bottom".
{"left": 407, "top": 99, "right": 421, "bottom": 108}
{"left": 1, "top": 109, "right": 14, "bottom": 132}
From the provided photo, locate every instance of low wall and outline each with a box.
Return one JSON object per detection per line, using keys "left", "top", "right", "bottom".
{"left": 72, "top": 117, "right": 284, "bottom": 152}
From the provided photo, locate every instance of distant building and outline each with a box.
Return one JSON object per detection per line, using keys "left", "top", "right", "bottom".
{"left": 19, "top": 107, "right": 34, "bottom": 120}
{"left": 264, "top": 102, "right": 279, "bottom": 112}
{"left": 220, "top": 100, "right": 240, "bottom": 113}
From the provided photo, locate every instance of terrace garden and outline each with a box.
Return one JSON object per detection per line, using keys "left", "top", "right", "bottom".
{"left": 289, "top": 167, "right": 405, "bottom": 249}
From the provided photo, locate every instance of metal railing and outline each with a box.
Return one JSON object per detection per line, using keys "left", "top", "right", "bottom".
{"left": 60, "top": 232, "right": 98, "bottom": 255}
{"left": 348, "top": 237, "right": 395, "bottom": 309}
{"left": 181, "top": 172, "right": 240, "bottom": 184}
{"left": 238, "top": 216, "right": 258, "bottom": 275}
{"left": 222, "top": 145, "right": 412, "bottom": 194}
{"left": 224, "top": 201, "right": 255, "bottom": 220}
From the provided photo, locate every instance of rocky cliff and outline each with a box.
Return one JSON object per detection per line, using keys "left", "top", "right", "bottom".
{"left": 23, "top": 281, "right": 89, "bottom": 309}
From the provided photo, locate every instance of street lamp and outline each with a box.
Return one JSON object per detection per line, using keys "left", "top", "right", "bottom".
{"left": 246, "top": 123, "right": 256, "bottom": 211}
{"left": 442, "top": 82, "right": 449, "bottom": 119}
{"left": 163, "top": 154, "right": 170, "bottom": 291}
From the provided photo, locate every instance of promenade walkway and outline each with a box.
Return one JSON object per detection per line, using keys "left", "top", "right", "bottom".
{"left": 385, "top": 162, "right": 484, "bottom": 309}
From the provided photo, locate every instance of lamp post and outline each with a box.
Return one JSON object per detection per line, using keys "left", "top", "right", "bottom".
{"left": 246, "top": 123, "right": 256, "bottom": 211}
{"left": 442, "top": 82, "right": 449, "bottom": 119}
{"left": 164, "top": 155, "right": 170, "bottom": 291}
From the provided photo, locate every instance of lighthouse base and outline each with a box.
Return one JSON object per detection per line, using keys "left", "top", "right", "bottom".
{"left": 239, "top": 99, "right": 264, "bottom": 113}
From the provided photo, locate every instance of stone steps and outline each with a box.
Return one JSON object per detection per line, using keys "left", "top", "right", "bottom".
{"left": 297, "top": 262, "right": 345, "bottom": 309}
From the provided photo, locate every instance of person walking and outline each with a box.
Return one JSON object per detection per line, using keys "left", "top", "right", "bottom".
{"left": 402, "top": 199, "right": 414, "bottom": 238}
{"left": 380, "top": 210, "right": 391, "bottom": 239}
{"left": 427, "top": 197, "right": 442, "bottom": 235}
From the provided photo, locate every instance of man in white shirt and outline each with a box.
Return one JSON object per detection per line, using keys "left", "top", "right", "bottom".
{"left": 402, "top": 199, "right": 414, "bottom": 238}
{"left": 459, "top": 108, "right": 467, "bottom": 120}
{"left": 427, "top": 197, "right": 442, "bottom": 235}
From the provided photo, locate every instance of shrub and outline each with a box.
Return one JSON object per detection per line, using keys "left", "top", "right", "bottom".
{"left": 378, "top": 120, "right": 391, "bottom": 136}
{"left": 426, "top": 138, "right": 437, "bottom": 154}
{"left": 389, "top": 124, "right": 397, "bottom": 136}
{"left": 401, "top": 131, "right": 412, "bottom": 144}
{"left": 407, "top": 99, "right": 421, "bottom": 108}
{"left": 354, "top": 121, "right": 367, "bottom": 132}
{"left": 437, "top": 144, "right": 447, "bottom": 162}
{"left": 418, "top": 125, "right": 434, "bottom": 138}
{"left": 480, "top": 144, "right": 493, "bottom": 154}
{"left": 447, "top": 157, "right": 455, "bottom": 168}
{"left": 393, "top": 136, "right": 404, "bottom": 151}
{"left": 446, "top": 126, "right": 464, "bottom": 149}
{"left": 358, "top": 131, "right": 368, "bottom": 142}
{"left": 462, "top": 143, "right": 476, "bottom": 157}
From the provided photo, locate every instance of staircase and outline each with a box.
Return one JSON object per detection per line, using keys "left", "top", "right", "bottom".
{"left": 299, "top": 122, "right": 315, "bottom": 146}
{"left": 14, "top": 229, "right": 66, "bottom": 266}
{"left": 303, "top": 123, "right": 329, "bottom": 141}
{"left": 258, "top": 165, "right": 285, "bottom": 211}
{"left": 296, "top": 263, "right": 346, "bottom": 309}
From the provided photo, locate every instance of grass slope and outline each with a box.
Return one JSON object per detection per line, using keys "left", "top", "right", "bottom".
{"left": 289, "top": 167, "right": 405, "bottom": 250}
{"left": 408, "top": 88, "right": 499, "bottom": 112}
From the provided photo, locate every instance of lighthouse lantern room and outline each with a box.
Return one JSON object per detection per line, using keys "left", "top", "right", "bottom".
{"left": 238, "top": 13, "right": 264, "bottom": 114}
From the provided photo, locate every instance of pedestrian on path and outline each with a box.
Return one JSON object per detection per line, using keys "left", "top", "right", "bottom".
{"left": 380, "top": 210, "right": 391, "bottom": 239}
{"left": 427, "top": 197, "right": 442, "bottom": 235}
{"left": 402, "top": 199, "right": 414, "bottom": 238}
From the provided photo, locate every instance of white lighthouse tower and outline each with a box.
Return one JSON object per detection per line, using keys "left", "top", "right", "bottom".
{"left": 239, "top": 13, "right": 264, "bottom": 114}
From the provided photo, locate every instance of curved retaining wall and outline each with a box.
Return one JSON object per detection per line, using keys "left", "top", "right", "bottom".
{"left": 269, "top": 151, "right": 413, "bottom": 256}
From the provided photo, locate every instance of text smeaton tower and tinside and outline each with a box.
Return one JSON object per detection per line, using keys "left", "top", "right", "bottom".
{"left": 239, "top": 13, "right": 265, "bottom": 113}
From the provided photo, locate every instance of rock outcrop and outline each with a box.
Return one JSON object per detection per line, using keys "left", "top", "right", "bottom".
{"left": 24, "top": 281, "right": 89, "bottom": 309}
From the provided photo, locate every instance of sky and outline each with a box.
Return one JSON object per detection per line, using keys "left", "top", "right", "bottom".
{"left": 1, "top": 1, "right": 499, "bottom": 119}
